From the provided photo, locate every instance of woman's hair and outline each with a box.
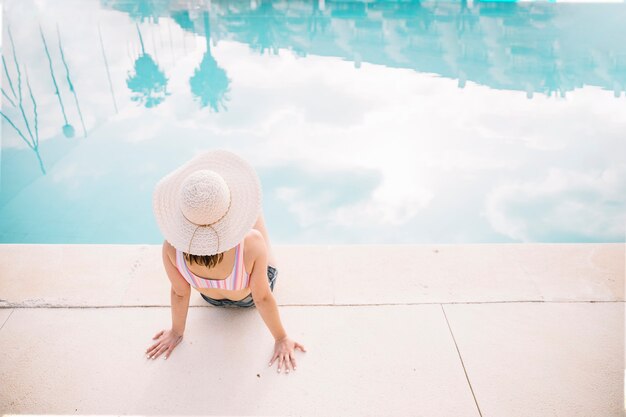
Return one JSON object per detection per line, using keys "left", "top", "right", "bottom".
{"left": 183, "top": 251, "right": 224, "bottom": 268}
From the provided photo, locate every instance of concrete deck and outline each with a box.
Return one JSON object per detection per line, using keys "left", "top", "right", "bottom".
{"left": 0, "top": 243, "right": 624, "bottom": 416}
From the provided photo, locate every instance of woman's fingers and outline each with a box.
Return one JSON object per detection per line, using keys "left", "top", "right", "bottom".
{"left": 146, "top": 341, "right": 160, "bottom": 354}
{"left": 271, "top": 342, "right": 306, "bottom": 374}
{"left": 269, "top": 352, "right": 278, "bottom": 367}
{"left": 149, "top": 343, "right": 163, "bottom": 357}
{"left": 146, "top": 341, "right": 159, "bottom": 354}
{"left": 151, "top": 344, "right": 168, "bottom": 360}
{"left": 146, "top": 342, "right": 177, "bottom": 360}
{"left": 164, "top": 345, "right": 175, "bottom": 360}
{"left": 146, "top": 343, "right": 160, "bottom": 358}
{"left": 278, "top": 355, "right": 285, "bottom": 373}
{"left": 146, "top": 330, "right": 164, "bottom": 357}
{"left": 289, "top": 352, "right": 297, "bottom": 371}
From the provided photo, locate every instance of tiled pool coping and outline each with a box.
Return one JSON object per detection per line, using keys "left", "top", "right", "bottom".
{"left": 0, "top": 243, "right": 623, "bottom": 308}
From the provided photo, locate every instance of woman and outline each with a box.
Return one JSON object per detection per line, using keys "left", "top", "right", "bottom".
{"left": 145, "top": 149, "right": 306, "bottom": 374}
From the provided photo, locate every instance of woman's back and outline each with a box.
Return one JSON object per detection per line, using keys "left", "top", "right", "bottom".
{"left": 175, "top": 240, "right": 250, "bottom": 291}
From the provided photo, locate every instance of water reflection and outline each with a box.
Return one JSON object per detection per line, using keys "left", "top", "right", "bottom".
{"left": 57, "top": 24, "right": 88, "bottom": 137}
{"left": 1, "top": 0, "right": 625, "bottom": 244}
{"left": 101, "top": 0, "right": 626, "bottom": 99}
{"left": 39, "top": 24, "right": 75, "bottom": 138}
{"left": 229, "top": 1, "right": 292, "bottom": 56}
{"left": 0, "top": 26, "right": 46, "bottom": 174}
{"left": 189, "top": 11, "right": 231, "bottom": 111}
{"left": 103, "top": 0, "right": 172, "bottom": 23}
{"left": 126, "top": 23, "right": 170, "bottom": 108}
{"left": 97, "top": 23, "right": 119, "bottom": 113}
{"left": 2, "top": 1, "right": 624, "bottom": 171}
{"left": 1, "top": 57, "right": 17, "bottom": 107}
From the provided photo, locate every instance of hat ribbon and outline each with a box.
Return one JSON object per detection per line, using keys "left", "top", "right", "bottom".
{"left": 181, "top": 195, "right": 232, "bottom": 255}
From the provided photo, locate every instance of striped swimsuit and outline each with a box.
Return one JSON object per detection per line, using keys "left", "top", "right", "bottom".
{"left": 175, "top": 241, "right": 250, "bottom": 290}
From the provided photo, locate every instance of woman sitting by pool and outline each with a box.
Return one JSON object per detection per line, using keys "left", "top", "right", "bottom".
{"left": 146, "top": 149, "right": 306, "bottom": 374}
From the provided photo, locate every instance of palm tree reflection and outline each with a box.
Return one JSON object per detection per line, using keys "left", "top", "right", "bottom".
{"left": 57, "top": 24, "right": 87, "bottom": 136}
{"left": 230, "top": 0, "right": 290, "bottom": 55}
{"left": 126, "top": 23, "right": 170, "bottom": 108}
{"left": 1, "top": 27, "right": 46, "bottom": 174}
{"left": 189, "top": 11, "right": 231, "bottom": 112}
{"left": 40, "top": 25, "right": 75, "bottom": 138}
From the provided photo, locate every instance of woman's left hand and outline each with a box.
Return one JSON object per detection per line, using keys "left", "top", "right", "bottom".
{"left": 269, "top": 336, "right": 306, "bottom": 374}
{"left": 145, "top": 328, "right": 183, "bottom": 360}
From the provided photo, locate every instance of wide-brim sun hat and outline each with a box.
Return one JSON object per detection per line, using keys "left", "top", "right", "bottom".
{"left": 152, "top": 149, "right": 262, "bottom": 256}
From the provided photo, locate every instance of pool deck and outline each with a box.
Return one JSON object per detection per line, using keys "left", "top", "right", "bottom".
{"left": 0, "top": 243, "right": 624, "bottom": 416}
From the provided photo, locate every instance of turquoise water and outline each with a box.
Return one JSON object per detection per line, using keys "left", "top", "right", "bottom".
{"left": 1, "top": 0, "right": 625, "bottom": 244}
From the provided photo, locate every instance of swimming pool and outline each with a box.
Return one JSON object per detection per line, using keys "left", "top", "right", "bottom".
{"left": 1, "top": 0, "right": 625, "bottom": 244}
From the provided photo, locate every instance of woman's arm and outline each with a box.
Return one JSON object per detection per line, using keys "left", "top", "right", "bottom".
{"left": 145, "top": 241, "right": 190, "bottom": 359}
{"left": 255, "top": 294, "right": 287, "bottom": 341}
{"left": 248, "top": 230, "right": 286, "bottom": 340}
{"left": 247, "top": 231, "right": 306, "bottom": 373}
{"left": 162, "top": 242, "right": 192, "bottom": 334}
{"left": 170, "top": 288, "right": 191, "bottom": 335}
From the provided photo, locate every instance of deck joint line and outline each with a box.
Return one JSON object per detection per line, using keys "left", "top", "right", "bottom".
{"left": 0, "top": 300, "right": 622, "bottom": 309}
{"left": 0, "top": 308, "right": 15, "bottom": 332}
{"left": 440, "top": 303, "right": 484, "bottom": 417}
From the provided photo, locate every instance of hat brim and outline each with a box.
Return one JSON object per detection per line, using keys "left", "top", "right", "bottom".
{"left": 153, "top": 150, "right": 262, "bottom": 255}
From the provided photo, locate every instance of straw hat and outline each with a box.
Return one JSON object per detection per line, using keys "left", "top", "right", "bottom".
{"left": 152, "top": 149, "right": 262, "bottom": 256}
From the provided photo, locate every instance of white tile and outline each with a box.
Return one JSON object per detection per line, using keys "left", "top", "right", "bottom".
{"left": 0, "top": 305, "right": 478, "bottom": 416}
{"left": 444, "top": 302, "right": 624, "bottom": 417}
{"left": 0, "top": 244, "right": 142, "bottom": 307}
{"left": 332, "top": 244, "right": 624, "bottom": 304}
{"left": 512, "top": 243, "right": 624, "bottom": 301}
{"left": 332, "top": 244, "right": 534, "bottom": 304}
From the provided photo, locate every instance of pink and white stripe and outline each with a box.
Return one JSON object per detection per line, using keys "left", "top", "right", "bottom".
{"left": 175, "top": 242, "right": 249, "bottom": 290}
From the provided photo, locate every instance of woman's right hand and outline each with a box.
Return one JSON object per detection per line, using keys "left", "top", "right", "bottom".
{"left": 146, "top": 329, "right": 183, "bottom": 360}
{"left": 270, "top": 336, "right": 307, "bottom": 373}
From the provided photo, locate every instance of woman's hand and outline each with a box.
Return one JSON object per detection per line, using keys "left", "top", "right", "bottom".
{"left": 145, "top": 329, "right": 183, "bottom": 360}
{"left": 269, "top": 336, "right": 307, "bottom": 374}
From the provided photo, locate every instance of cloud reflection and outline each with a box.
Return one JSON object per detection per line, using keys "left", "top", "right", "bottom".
{"left": 485, "top": 166, "right": 626, "bottom": 242}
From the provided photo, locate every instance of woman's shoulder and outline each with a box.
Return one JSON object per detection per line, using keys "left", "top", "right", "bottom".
{"left": 161, "top": 239, "right": 178, "bottom": 267}
{"left": 243, "top": 229, "right": 267, "bottom": 262}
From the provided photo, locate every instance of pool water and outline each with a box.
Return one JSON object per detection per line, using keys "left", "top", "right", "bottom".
{"left": 1, "top": 0, "right": 625, "bottom": 244}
